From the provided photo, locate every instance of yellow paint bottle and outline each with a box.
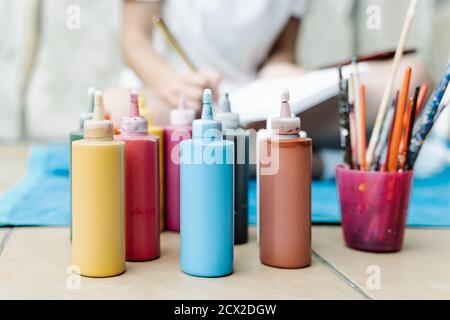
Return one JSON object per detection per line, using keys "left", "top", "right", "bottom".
{"left": 139, "top": 93, "right": 165, "bottom": 231}
{"left": 72, "top": 90, "right": 126, "bottom": 277}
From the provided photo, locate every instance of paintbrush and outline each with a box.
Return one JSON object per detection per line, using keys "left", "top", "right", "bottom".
{"left": 152, "top": 15, "right": 197, "bottom": 72}
{"left": 407, "top": 63, "right": 450, "bottom": 168}
{"left": 366, "top": 0, "right": 418, "bottom": 168}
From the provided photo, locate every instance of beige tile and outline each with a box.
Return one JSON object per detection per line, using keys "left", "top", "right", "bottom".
{"left": 313, "top": 226, "right": 450, "bottom": 299}
{"left": 0, "top": 227, "right": 362, "bottom": 300}
{"left": 0, "top": 228, "right": 7, "bottom": 252}
{"left": 0, "top": 145, "right": 30, "bottom": 193}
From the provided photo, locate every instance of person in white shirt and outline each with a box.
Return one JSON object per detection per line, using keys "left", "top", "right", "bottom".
{"left": 118, "top": 0, "right": 309, "bottom": 123}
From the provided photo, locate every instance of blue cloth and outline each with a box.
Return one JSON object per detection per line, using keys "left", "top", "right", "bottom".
{"left": 0, "top": 144, "right": 449, "bottom": 227}
{"left": 0, "top": 144, "right": 70, "bottom": 226}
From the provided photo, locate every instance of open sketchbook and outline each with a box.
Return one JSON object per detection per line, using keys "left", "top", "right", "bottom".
{"left": 229, "top": 63, "right": 368, "bottom": 126}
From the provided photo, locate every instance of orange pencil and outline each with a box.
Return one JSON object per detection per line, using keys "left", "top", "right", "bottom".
{"left": 415, "top": 84, "right": 428, "bottom": 117}
{"left": 383, "top": 92, "right": 399, "bottom": 172}
{"left": 349, "top": 112, "right": 357, "bottom": 169}
{"left": 359, "top": 85, "right": 367, "bottom": 170}
{"left": 387, "top": 67, "right": 411, "bottom": 172}
{"left": 400, "top": 96, "right": 414, "bottom": 150}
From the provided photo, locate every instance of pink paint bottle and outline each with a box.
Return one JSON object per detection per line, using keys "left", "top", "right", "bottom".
{"left": 117, "top": 90, "right": 160, "bottom": 261}
{"left": 164, "top": 95, "right": 196, "bottom": 232}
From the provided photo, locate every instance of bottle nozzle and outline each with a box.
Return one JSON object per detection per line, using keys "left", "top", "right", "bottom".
{"left": 84, "top": 90, "right": 114, "bottom": 139}
{"left": 193, "top": 88, "right": 222, "bottom": 140}
{"left": 138, "top": 92, "right": 145, "bottom": 110}
{"left": 177, "top": 94, "right": 186, "bottom": 110}
{"left": 280, "top": 88, "right": 291, "bottom": 117}
{"left": 170, "top": 93, "right": 196, "bottom": 126}
{"left": 202, "top": 88, "right": 213, "bottom": 119}
{"left": 213, "top": 92, "right": 239, "bottom": 130}
{"left": 87, "top": 87, "right": 96, "bottom": 113}
{"left": 130, "top": 90, "right": 140, "bottom": 117}
{"left": 138, "top": 92, "right": 155, "bottom": 126}
{"left": 271, "top": 88, "right": 301, "bottom": 135}
{"left": 93, "top": 90, "right": 105, "bottom": 120}
{"left": 222, "top": 93, "right": 231, "bottom": 112}
{"left": 281, "top": 88, "right": 290, "bottom": 103}
{"left": 121, "top": 89, "right": 147, "bottom": 134}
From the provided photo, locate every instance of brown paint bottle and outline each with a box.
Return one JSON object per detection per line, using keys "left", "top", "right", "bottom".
{"left": 259, "top": 89, "right": 312, "bottom": 269}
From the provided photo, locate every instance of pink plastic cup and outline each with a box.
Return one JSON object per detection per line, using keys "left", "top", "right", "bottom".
{"left": 336, "top": 165, "right": 414, "bottom": 252}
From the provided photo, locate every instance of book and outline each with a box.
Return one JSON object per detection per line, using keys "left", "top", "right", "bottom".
{"left": 229, "top": 64, "right": 368, "bottom": 126}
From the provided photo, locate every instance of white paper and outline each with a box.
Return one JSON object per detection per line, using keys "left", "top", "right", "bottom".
{"left": 229, "top": 64, "right": 368, "bottom": 125}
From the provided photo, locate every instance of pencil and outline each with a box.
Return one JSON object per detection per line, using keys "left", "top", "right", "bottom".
{"left": 387, "top": 67, "right": 412, "bottom": 171}
{"left": 366, "top": 0, "right": 418, "bottom": 168}
{"left": 359, "top": 85, "right": 367, "bottom": 170}
{"left": 399, "top": 97, "right": 413, "bottom": 152}
{"left": 152, "top": 15, "right": 197, "bottom": 72}
{"left": 415, "top": 84, "right": 429, "bottom": 117}
{"left": 383, "top": 94, "right": 399, "bottom": 172}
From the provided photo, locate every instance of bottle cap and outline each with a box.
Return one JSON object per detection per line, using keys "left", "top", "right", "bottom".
{"left": 78, "top": 87, "right": 95, "bottom": 130}
{"left": 170, "top": 94, "right": 196, "bottom": 126}
{"left": 213, "top": 93, "right": 239, "bottom": 130}
{"left": 138, "top": 92, "right": 155, "bottom": 126}
{"left": 121, "top": 90, "right": 148, "bottom": 135}
{"left": 271, "top": 88, "right": 301, "bottom": 135}
{"left": 87, "top": 86, "right": 95, "bottom": 113}
{"left": 192, "top": 89, "right": 222, "bottom": 140}
{"left": 84, "top": 90, "right": 114, "bottom": 139}
{"left": 79, "top": 112, "right": 93, "bottom": 130}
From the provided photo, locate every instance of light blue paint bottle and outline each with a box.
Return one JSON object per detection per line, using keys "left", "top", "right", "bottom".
{"left": 180, "top": 89, "right": 234, "bottom": 278}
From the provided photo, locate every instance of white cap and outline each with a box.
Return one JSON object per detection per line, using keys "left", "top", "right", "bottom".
{"left": 170, "top": 94, "right": 196, "bottom": 126}
{"left": 213, "top": 93, "right": 240, "bottom": 130}
{"left": 271, "top": 88, "right": 301, "bottom": 135}
{"left": 84, "top": 90, "right": 114, "bottom": 139}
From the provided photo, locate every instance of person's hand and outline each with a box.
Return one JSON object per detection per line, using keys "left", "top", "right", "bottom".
{"left": 259, "top": 62, "right": 306, "bottom": 79}
{"left": 154, "top": 67, "right": 222, "bottom": 111}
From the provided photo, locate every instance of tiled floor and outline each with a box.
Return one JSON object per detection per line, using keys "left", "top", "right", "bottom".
{"left": 0, "top": 145, "right": 449, "bottom": 300}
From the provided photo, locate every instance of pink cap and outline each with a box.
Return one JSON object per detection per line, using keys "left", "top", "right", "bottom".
{"left": 129, "top": 91, "right": 140, "bottom": 117}
{"left": 170, "top": 94, "right": 196, "bottom": 126}
{"left": 271, "top": 88, "right": 301, "bottom": 135}
{"left": 121, "top": 90, "right": 148, "bottom": 135}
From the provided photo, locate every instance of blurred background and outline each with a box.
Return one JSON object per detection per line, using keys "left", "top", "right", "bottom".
{"left": 0, "top": 0, "right": 449, "bottom": 141}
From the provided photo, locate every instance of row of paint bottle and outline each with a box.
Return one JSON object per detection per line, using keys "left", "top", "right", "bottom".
{"left": 70, "top": 87, "right": 311, "bottom": 278}
{"left": 70, "top": 88, "right": 249, "bottom": 240}
{"left": 69, "top": 88, "right": 246, "bottom": 277}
